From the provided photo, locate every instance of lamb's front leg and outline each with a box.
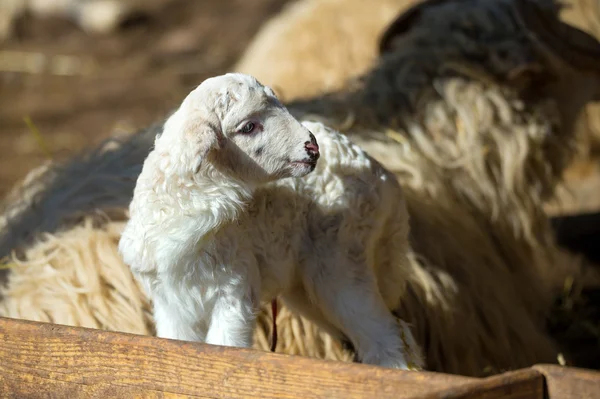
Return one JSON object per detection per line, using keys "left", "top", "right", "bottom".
{"left": 205, "top": 287, "right": 259, "bottom": 348}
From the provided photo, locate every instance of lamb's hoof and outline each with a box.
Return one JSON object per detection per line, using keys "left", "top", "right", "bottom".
{"left": 341, "top": 338, "right": 356, "bottom": 353}
{"left": 405, "top": 361, "right": 424, "bottom": 371}
{"left": 398, "top": 320, "right": 426, "bottom": 371}
{"left": 359, "top": 352, "right": 412, "bottom": 370}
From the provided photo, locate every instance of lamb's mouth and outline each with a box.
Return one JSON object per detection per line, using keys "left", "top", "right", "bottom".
{"left": 290, "top": 159, "right": 317, "bottom": 172}
{"left": 291, "top": 159, "right": 317, "bottom": 167}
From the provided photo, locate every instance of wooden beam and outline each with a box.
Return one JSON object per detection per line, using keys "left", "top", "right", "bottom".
{"left": 533, "top": 364, "right": 600, "bottom": 399}
{"left": 0, "top": 317, "right": 476, "bottom": 399}
{"left": 423, "top": 369, "right": 544, "bottom": 399}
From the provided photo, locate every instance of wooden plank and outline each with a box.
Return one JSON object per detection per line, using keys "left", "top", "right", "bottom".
{"left": 421, "top": 369, "right": 544, "bottom": 399}
{"left": 533, "top": 364, "right": 600, "bottom": 399}
{"left": 0, "top": 317, "right": 474, "bottom": 399}
{"left": 2, "top": 374, "right": 186, "bottom": 399}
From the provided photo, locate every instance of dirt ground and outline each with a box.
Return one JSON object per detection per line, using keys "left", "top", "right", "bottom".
{"left": 0, "top": 0, "right": 291, "bottom": 195}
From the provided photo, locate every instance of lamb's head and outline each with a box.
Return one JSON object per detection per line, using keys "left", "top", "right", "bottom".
{"left": 158, "top": 73, "right": 320, "bottom": 185}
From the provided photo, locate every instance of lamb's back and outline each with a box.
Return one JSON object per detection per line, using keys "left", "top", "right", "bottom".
{"left": 252, "top": 121, "right": 405, "bottom": 250}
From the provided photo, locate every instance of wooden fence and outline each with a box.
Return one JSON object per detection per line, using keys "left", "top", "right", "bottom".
{"left": 0, "top": 317, "right": 597, "bottom": 398}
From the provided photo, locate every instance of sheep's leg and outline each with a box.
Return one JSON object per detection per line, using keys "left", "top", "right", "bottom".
{"left": 153, "top": 297, "right": 206, "bottom": 342}
{"left": 307, "top": 267, "right": 416, "bottom": 370}
{"left": 282, "top": 286, "right": 347, "bottom": 340}
{"left": 204, "top": 289, "right": 258, "bottom": 348}
{"left": 282, "top": 287, "right": 360, "bottom": 361}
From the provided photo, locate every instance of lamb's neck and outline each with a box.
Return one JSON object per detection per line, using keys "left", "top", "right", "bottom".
{"left": 193, "top": 179, "right": 253, "bottom": 215}
{"left": 171, "top": 170, "right": 255, "bottom": 240}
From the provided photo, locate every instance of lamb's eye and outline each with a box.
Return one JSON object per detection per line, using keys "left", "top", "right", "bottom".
{"left": 240, "top": 122, "right": 255, "bottom": 134}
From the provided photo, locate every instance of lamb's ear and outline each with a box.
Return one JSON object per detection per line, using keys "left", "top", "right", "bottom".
{"left": 182, "top": 114, "right": 225, "bottom": 174}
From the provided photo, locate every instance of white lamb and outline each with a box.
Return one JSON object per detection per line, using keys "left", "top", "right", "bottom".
{"left": 118, "top": 72, "right": 424, "bottom": 370}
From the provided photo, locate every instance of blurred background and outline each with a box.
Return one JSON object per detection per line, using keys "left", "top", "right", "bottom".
{"left": 1, "top": 0, "right": 600, "bottom": 215}
{"left": 0, "top": 0, "right": 292, "bottom": 195}
{"left": 1, "top": 0, "right": 600, "bottom": 375}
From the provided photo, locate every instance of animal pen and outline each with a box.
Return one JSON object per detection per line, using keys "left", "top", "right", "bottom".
{"left": 0, "top": 316, "right": 598, "bottom": 398}
{"left": 1, "top": 0, "right": 600, "bottom": 397}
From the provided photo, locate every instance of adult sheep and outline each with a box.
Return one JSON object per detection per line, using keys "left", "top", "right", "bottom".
{"left": 1, "top": 0, "right": 600, "bottom": 376}
{"left": 234, "top": 0, "right": 600, "bottom": 216}
{"left": 233, "top": 0, "right": 419, "bottom": 101}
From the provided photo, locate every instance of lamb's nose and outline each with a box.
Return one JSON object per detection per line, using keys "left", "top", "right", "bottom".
{"left": 305, "top": 132, "right": 320, "bottom": 159}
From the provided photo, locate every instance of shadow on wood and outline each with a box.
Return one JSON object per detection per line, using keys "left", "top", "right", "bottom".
{"left": 422, "top": 369, "right": 543, "bottom": 399}
{"left": 534, "top": 364, "right": 600, "bottom": 399}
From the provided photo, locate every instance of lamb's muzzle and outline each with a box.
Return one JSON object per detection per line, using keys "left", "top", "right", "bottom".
{"left": 305, "top": 131, "right": 320, "bottom": 159}
{"left": 296, "top": 131, "right": 320, "bottom": 171}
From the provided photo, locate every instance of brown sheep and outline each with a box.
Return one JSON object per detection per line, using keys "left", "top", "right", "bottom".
{"left": 1, "top": 0, "right": 600, "bottom": 376}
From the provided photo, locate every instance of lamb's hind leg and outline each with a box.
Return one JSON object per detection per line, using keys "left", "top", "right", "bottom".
{"left": 153, "top": 297, "right": 206, "bottom": 342}
{"left": 282, "top": 286, "right": 360, "bottom": 361}
{"left": 204, "top": 287, "right": 258, "bottom": 348}
{"left": 306, "top": 262, "right": 418, "bottom": 370}
{"left": 282, "top": 286, "right": 348, "bottom": 340}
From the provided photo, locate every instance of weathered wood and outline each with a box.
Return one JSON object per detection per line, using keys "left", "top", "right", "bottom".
{"left": 8, "top": 317, "right": 596, "bottom": 399}
{"left": 534, "top": 364, "right": 600, "bottom": 399}
{"left": 0, "top": 317, "right": 476, "bottom": 399}
{"left": 423, "top": 369, "right": 544, "bottom": 399}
